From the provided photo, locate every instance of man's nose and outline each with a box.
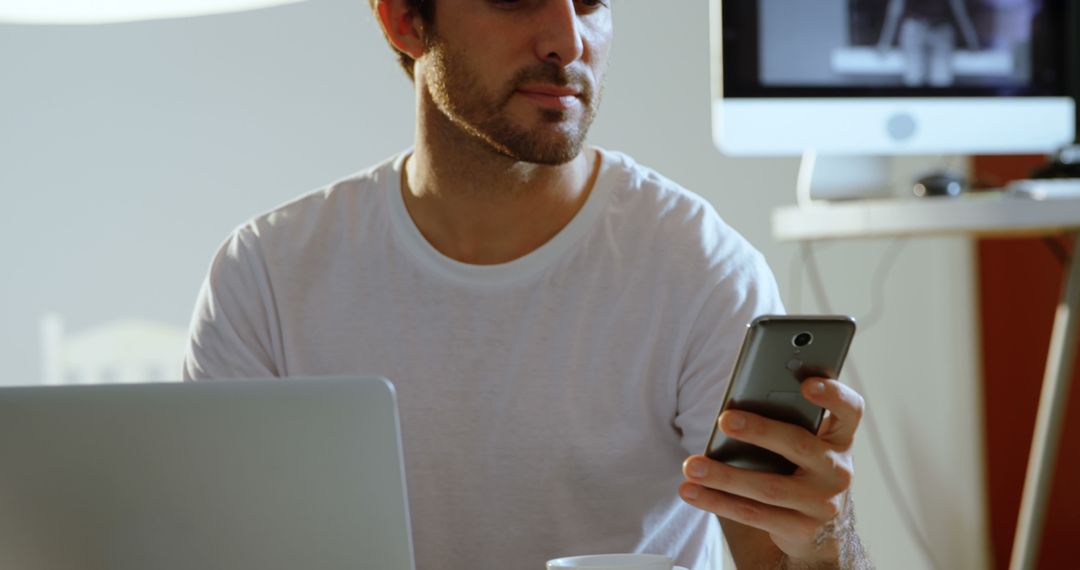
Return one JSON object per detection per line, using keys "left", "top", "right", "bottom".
{"left": 533, "top": 0, "right": 585, "bottom": 66}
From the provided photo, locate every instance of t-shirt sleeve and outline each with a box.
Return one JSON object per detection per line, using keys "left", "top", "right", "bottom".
{"left": 183, "top": 226, "right": 282, "bottom": 381}
{"left": 674, "top": 249, "right": 785, "bottom": 456}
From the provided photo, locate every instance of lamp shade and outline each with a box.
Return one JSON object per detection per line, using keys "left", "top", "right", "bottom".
{"left": 0, "top": 0, "right": 305, "bottom": 25}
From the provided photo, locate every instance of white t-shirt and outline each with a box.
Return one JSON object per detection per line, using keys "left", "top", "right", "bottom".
{"left": 184, "top": 148, "right": 784, "bottom": 570}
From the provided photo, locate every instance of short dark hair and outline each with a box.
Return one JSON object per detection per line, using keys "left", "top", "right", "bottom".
{"left": 369, "top": 0, "right": 436, "bottom": 80}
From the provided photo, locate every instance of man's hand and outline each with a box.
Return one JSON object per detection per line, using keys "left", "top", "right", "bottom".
{"left": 678, "top": 378, "right": 869, "bottom": 567}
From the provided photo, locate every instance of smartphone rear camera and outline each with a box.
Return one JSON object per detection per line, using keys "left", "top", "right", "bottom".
{"left": 792, "top": 332, "right": 813, "bottom": 348}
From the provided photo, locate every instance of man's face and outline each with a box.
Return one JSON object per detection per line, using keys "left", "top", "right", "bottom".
{"left": 418, "top": 0, "right": 613, "bottom": 165}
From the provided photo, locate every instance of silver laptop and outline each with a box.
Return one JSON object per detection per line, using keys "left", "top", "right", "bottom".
{"left": 0, "top": 376, "right": 416, "bottom": 570}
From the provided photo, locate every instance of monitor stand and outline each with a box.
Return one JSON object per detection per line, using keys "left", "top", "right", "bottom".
{"left": 797, "top": 151, "right": 966, "bottom": 206}
{"left": 797, "top": 152, "right": 894, "bottom": 206}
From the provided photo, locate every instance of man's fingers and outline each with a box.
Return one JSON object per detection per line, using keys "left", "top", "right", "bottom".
{"left": 800, "top": 378, "right": 864, "bottom": 448}
{"left": 678, "top": 481, "right": 820, "bottom": 544}
{"left": 717, "top": 409, "right": 835, "bottom": 473}
{"left": 682, "top": 456, "right": 845, "bottom": 521}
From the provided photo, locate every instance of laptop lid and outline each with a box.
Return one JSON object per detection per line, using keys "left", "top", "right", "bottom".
{"left": 0, "top": 376, "right": 415, "bottom": 570}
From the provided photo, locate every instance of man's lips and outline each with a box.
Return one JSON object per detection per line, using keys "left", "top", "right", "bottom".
{"left": 515, "top": 84, "right": 582, "bottom": 110}
{"left": 518, "top": 84, "right": 579, "bottom": 97}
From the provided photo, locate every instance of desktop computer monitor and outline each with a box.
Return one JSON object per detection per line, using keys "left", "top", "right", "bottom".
{"left": 711, "top": 0, "right": 1077, "bottom": 156}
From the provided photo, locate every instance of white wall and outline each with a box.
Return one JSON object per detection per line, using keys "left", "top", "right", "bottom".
{"left": 0, "top": 0, "right": 415, "bottom": 383}
{"left": 0, "top": 1, "right": 990, "bottom": 568}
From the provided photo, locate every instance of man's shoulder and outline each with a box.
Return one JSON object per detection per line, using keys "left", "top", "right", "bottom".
{"left": 598, "top": 148, "right": 713, "bottom": 213}
{"left": 597, "top": 148, "right": 762, "bottom": 270}
{"left": 258, "top": 153, "right": 400, "bottom": 229}
{"left": 226, "top": 152, "right": 403, "bottom": 251}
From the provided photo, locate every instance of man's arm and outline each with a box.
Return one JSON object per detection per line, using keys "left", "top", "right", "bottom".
{"left": 679, "top": 378, "right": 874, "bottom": 569}
{"left": 719, "top": 517, "right": 784, "bottom": 568}
{"left": 719, "top": 492, "right": 871, "bottom": 569}
{"left": 183, "top": 226, "right": 281, "bottom": 381}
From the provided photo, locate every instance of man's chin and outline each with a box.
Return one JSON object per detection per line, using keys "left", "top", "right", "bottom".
{"left": 504, "top": 143, "right": 583, "bottom": 166}
{"left": 479, "top": 109, "right": 593, "bottom": 164}
{"left": 490, "top": 128, "right": 588, "bottom": 165}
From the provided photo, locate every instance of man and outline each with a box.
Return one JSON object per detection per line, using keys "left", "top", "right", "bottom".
{"left": 184, "top": 1, "right": 872, "bottom": 568}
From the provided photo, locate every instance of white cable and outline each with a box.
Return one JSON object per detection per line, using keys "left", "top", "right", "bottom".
{"left": 796, "top": 149, "right": 818, "bottom": 208}
{"left": 857, "top": 238, "right": 908, "bottom": 329}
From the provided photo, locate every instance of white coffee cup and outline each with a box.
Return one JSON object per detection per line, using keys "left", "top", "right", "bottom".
{"left": 546, "top": 553, "right": 675, "bottom": 570}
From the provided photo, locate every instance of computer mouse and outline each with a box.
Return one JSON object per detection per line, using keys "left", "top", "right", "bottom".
{"left": 913, "top": 171, "right": 965, "bottom": 197}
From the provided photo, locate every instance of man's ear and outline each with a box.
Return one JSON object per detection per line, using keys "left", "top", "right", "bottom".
{"left": 375, "top": 0, "right": 426, "bottom": 60}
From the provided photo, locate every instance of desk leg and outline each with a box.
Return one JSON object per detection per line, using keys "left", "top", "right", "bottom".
{"left": 1009, "top": 232, "right": 1080, "bottom": 570}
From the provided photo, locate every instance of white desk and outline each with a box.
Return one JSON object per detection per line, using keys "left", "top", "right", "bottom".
{"left": 772, "top": 192, "right": 1080, "bottom": 570}
{"left": 774, "top": 191, "right": 1080, "bottom": 241}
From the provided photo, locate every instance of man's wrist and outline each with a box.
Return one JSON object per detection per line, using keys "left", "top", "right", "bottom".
{"left": 779, "top": 492, "right": 874, "bottom": 570}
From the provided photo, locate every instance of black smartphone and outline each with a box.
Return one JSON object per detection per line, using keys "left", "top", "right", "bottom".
{"left": 704, "top": 315, "right": 856, "bottom": 475}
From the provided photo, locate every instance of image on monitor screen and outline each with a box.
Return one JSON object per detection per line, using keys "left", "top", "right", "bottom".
{"left": 747, "top": 0, "right": 1060, "bottom": 93}
{"left": 847, "top": 0, "right": 1037, "bottom": 86}
{"left": 712, "top": 0, "right": 1076, "bottom": 155}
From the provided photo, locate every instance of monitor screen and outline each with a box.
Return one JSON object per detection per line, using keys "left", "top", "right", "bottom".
{"left": 711, "top": 0, "right": 1076, "bottom": 156}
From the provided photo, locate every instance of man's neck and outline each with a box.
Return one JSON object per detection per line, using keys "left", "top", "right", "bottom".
{"left": 402, "top": 105, "right": 599, "bottom": 266}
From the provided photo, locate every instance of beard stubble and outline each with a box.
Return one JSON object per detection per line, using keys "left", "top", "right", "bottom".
{"left": 424, "top": 36, "right": 601, "bottom": 166}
